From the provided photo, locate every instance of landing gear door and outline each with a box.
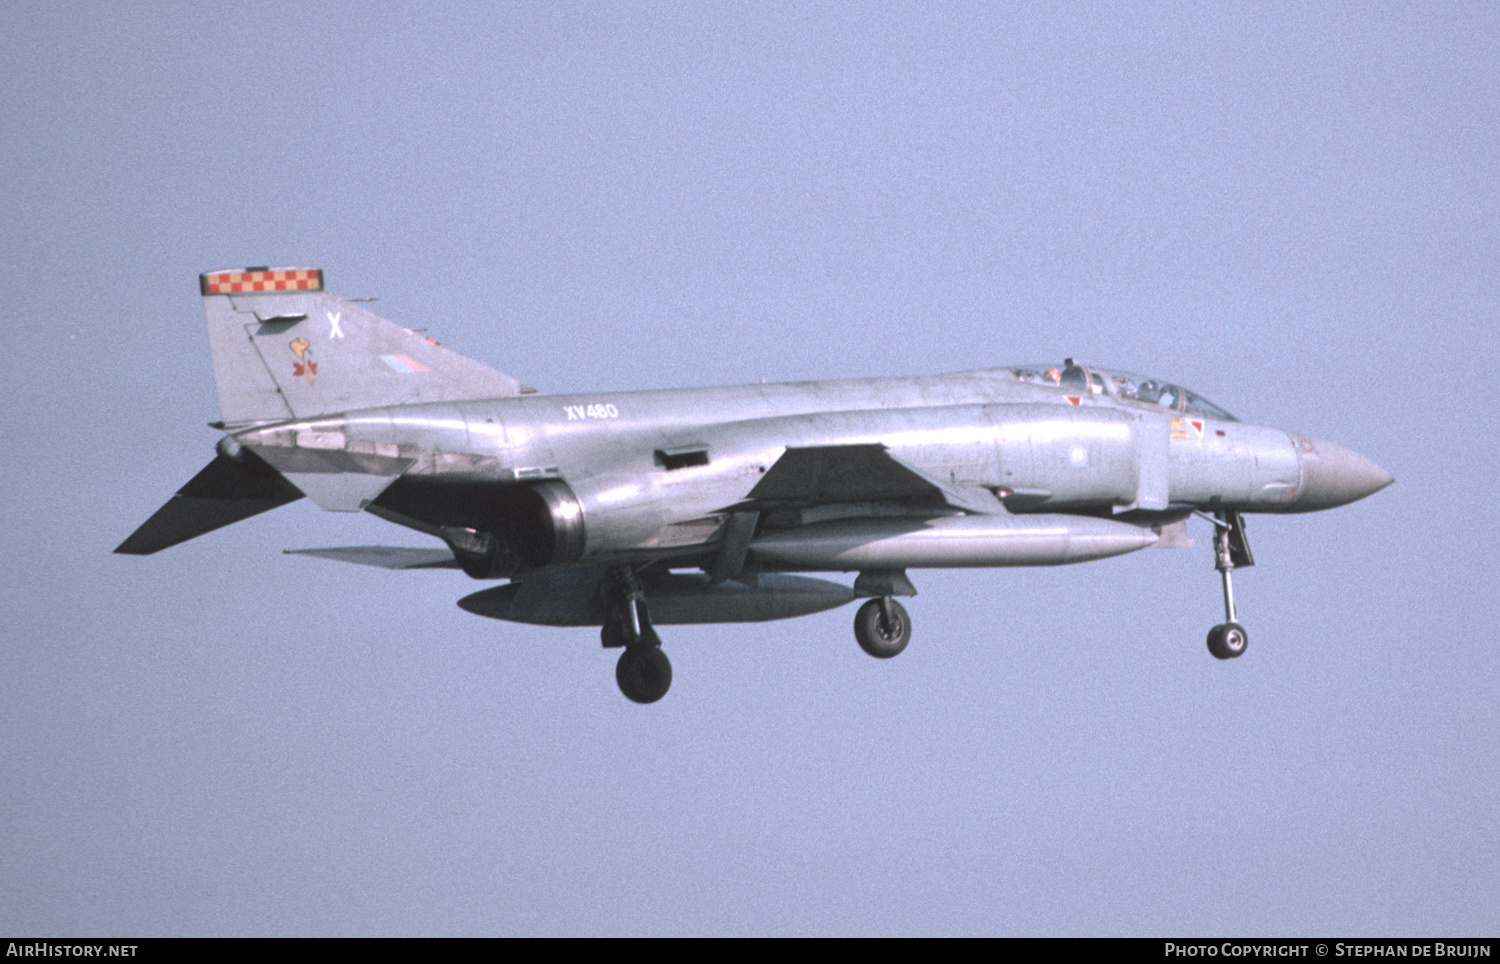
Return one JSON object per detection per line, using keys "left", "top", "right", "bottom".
{"left": 1133, "top": 412, "right": 1170, "bottom": 511}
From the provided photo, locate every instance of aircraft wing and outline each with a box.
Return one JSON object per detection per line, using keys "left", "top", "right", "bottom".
{"left": 741, "top": 444, "right": 1004, "bottom": 514}
{"left": 284, "top": 546, "right": 459, "bottom": 570}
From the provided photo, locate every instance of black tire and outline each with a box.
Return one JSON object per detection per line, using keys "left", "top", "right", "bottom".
{"left": 854, "top": 598, "right": 911, "bottom": 659}
{"left": 1207, "top": 622, "right": 1248, "bottom": 660}
{"left": 616, "top": 646, "right": 672, "bottom": 703}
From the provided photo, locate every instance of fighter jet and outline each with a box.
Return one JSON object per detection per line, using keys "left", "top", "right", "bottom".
{"left": 117, "top": 268, "right": 1393, "bottom": 703}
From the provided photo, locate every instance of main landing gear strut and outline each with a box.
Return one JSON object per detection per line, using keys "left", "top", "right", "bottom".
{"left": 599, "top": 566, "right": 672, "bottom": 703}
{"left": 1204, "top": 510, "right": 1253, "bottom": 660}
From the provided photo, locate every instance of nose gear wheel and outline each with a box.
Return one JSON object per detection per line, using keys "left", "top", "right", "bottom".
{"left": 1207, "top": 622, "right": 1248, "bottom": 660}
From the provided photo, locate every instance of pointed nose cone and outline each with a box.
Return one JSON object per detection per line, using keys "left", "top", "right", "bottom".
{"left": 1290, "top": 434, "right": 1394, "bottom": 511}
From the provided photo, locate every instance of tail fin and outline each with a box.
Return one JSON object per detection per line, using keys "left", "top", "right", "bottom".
{"left": 201, "top": 267, "right": 535, "bottom": 427}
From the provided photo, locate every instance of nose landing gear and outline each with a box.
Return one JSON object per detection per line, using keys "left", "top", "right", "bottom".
{"left": 1207, "top": 621, "right": 1248, "bottom": 660}
{"left": 1205, "top": 510, "right": 1253, "bottom": 660}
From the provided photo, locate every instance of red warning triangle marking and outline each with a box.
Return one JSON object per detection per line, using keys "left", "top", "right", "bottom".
{"left": 1190, "top": 419, "right": 1204, "bottom": 434}
{"left": 1066, "top": 395, "right": 1082, "bottom": 405}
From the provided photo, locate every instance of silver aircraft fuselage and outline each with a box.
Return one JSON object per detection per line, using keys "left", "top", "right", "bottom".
{"left": 233, "top": 368, "right": 1387, "bottom": 567}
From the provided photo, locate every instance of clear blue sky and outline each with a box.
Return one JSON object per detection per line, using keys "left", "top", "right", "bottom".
{"left": 2, "top": 2, "right": 1495, "bottom": 935}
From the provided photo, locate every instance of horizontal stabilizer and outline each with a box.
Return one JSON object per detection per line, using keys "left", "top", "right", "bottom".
{"left": 114, "top": 451, "right": 303, "bottom": 555}
{"left": 284, "top": 546, "right": 459, "bottom": 570}
{"left": 743, "top": 444, "right": 1004, "bottom": 514}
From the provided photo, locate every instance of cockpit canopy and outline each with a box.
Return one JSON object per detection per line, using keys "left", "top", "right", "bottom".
{"left": 1011, "top": 361, "right": 1238, "bottom": 422}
